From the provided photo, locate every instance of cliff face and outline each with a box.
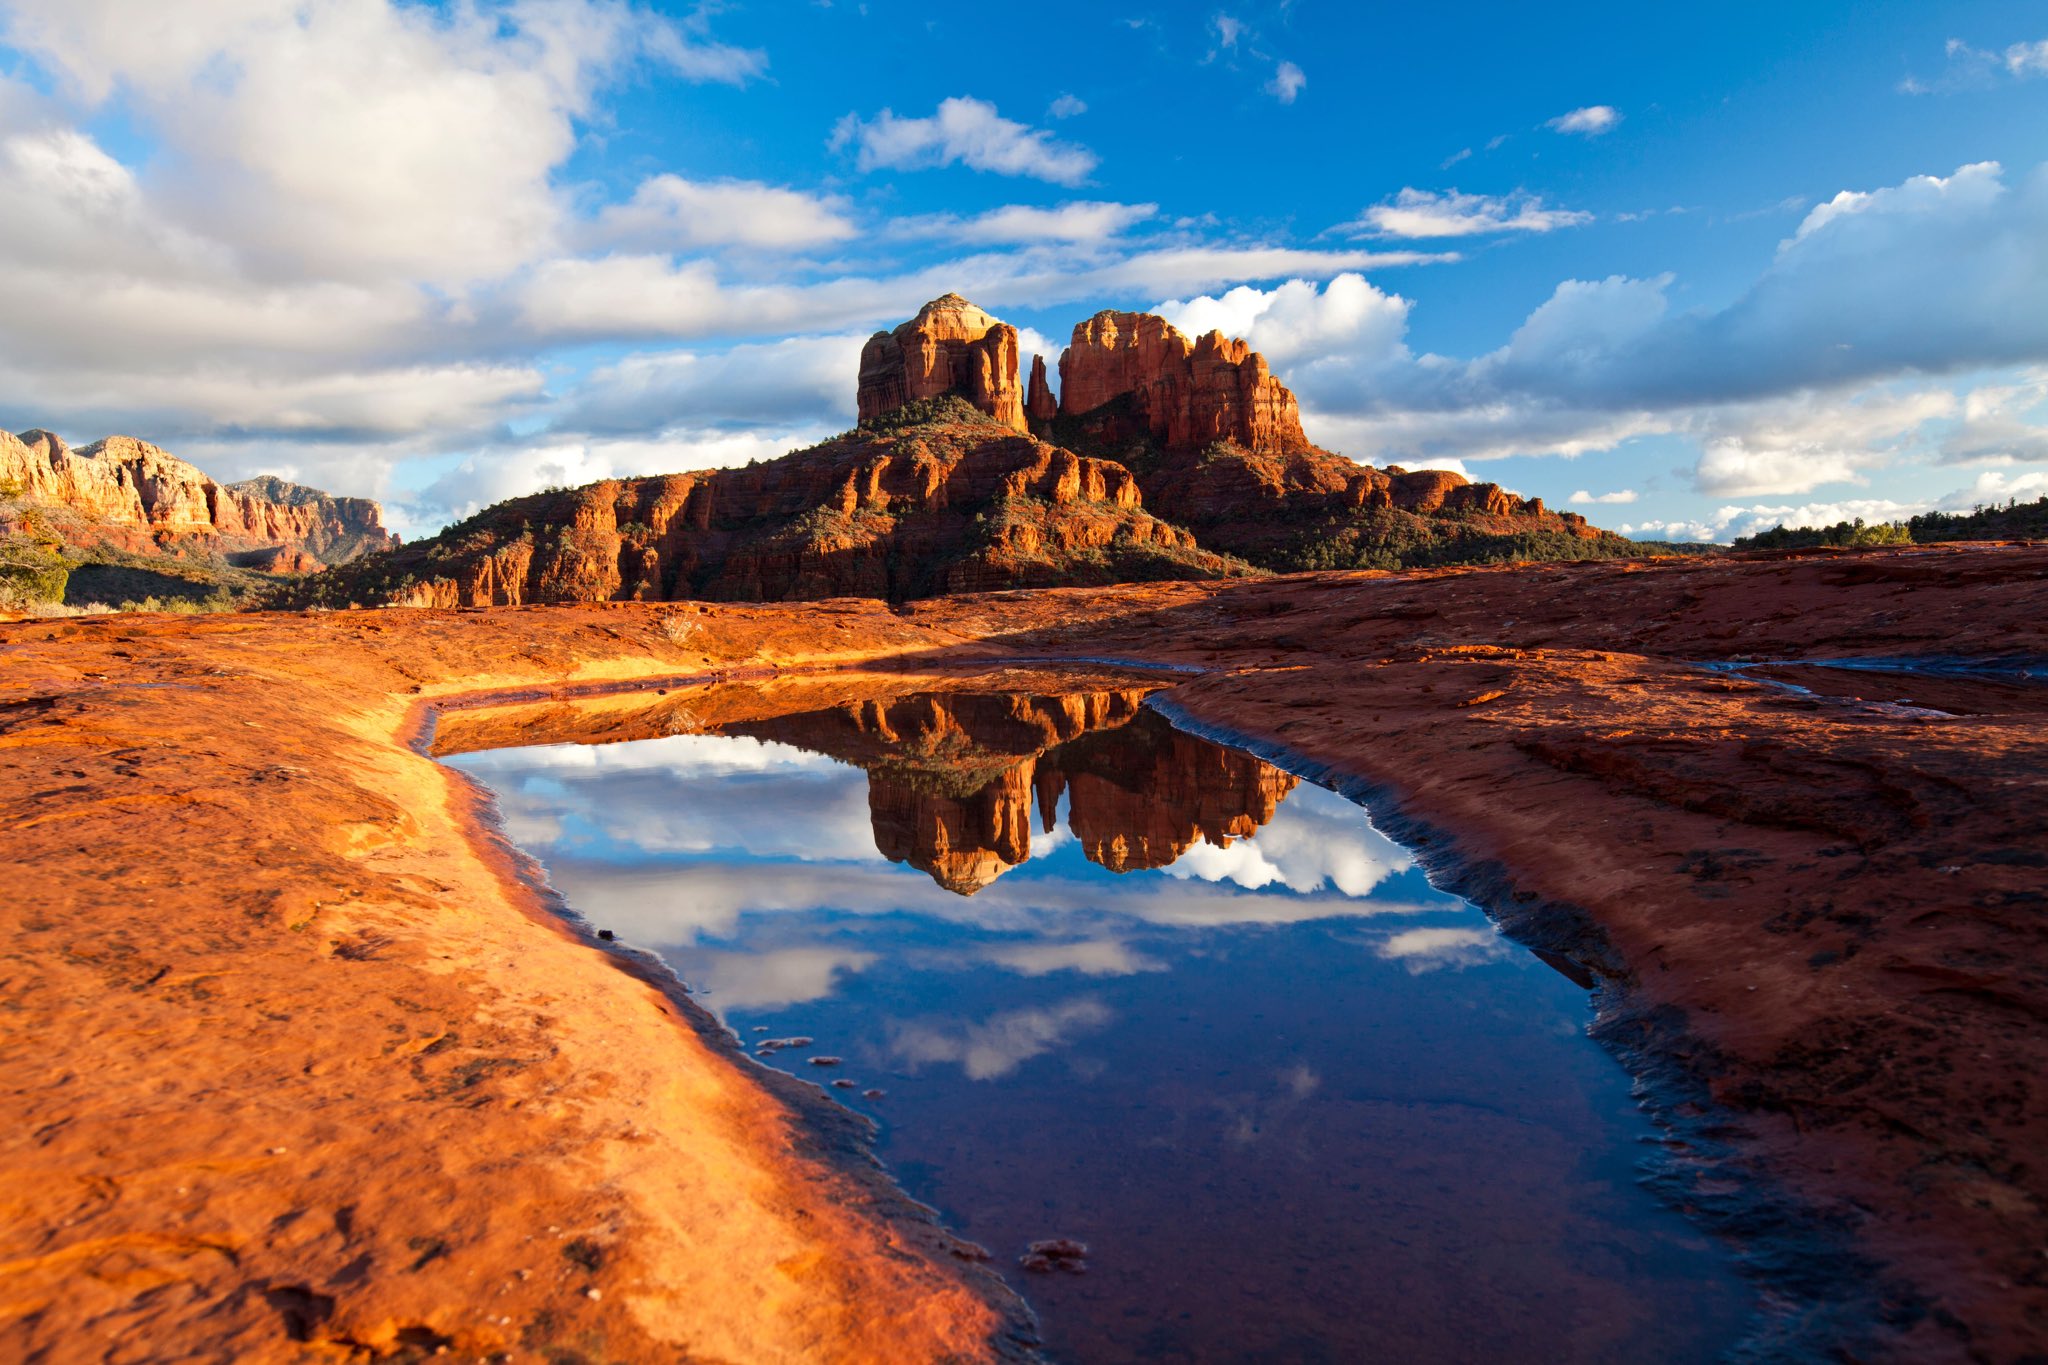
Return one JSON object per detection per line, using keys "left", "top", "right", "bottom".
{"left": 305, "top": 403, "right": 1238, "bottom": 609}
{"left": 857, "top": 294, "right": 1028, "bottom": 432}
{"left": 1058, "top": 311, "right": 1310, "bottom": 456}
{"left": 732, "top": 689, "right": 1295, "bottom": 894}
{"left": 0, "top": 428, "right": 392, "bottom": 569}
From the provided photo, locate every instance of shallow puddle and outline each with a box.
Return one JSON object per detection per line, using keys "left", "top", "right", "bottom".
{"left": 448, "top": 679, "right": 1752, "bottom": 1363}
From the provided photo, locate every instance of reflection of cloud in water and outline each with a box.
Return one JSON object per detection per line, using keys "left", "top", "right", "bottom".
{"left": 1376, "top": 926, "right": 1508, "bottom": 974}
{"left": 1281, "top": 1062, "right": 1320, "bottom": 1099}
{"left": 888, "top": 997, "right": 1113, "bottom": 1080}
{"left": 455, "top": 735, "right": 883, "bottom": 865}
{"left": 983, "top": 938, "right": 1164, "bottom": 977}
{"left": 1163, "top": 782, "right": 1414, "bottom": 897}
{"left": 1221, "top": 1062, "right": 1324, "bottom": 1147}
{"left": 458, "top": 734, "right": 1420, "bottom": 903}
{"left": 1028, "top": 822, "right": 1073, "bottom": 860}
{"left": 685, "top": 945, "right": 878, "bottom": 1010}
{"left": 542, "top": 856, "right": 1447, "bottom": 946}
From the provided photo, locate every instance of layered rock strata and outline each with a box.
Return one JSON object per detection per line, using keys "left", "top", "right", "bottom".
{"left": 1056, "top": 310, "right": 1309, "bottom": 455}
{"left": 307, "top": 422, "right": 1229, "bottom": 609}
{"left": 0, "top": 428, "right": 392, "bottom": 567}
{"left": 1024, "top": 354, "right": 1057, "bottom": 427}
{"left": 857, "top": 294, "right": 1027, "bottom": 431}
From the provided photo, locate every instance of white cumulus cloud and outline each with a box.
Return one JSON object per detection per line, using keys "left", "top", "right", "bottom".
{"left": 830, "top": 96, "right": 1097, "bottom": 184}
{"left": 592, "top": 176, "right": 857, "bottom": 252}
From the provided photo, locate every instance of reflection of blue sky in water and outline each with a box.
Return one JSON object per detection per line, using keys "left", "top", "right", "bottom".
{"left": 450, "top": 715, "right": 1750, "bottom": 1363}
{"left": 452, "top": 729, "right": 1487, "bottom": 1020}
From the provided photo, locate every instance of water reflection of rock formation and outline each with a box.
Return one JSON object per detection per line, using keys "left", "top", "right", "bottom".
{"left": 730, "top": 691, "right": 1297, "bottom": 894}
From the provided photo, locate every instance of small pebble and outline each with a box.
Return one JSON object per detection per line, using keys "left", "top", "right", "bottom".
{"left": 751, "top": 1026, "right": 769, "bottom": 1033}
{"left": 807, "top": 1056, "right": 842, "bottom": 1067}
{"left": 1020, "top": 1238, "right": 1088, "bottom": 1274}
{"left": 596, "top": 929, "right": 614, "bottom": 942}
{"left": 862, "top": 1088, "right": 885, "bottom": 1100}
{"left": 585, "top": 1288, "right": 602, "bottom": 1301}
{"left": 831, "top": 1078, "right": 857, "bottom": 1089}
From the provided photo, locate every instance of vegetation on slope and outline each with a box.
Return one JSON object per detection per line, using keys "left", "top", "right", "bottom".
{"left": 1909, "top": 496, "right": 2048, "bottom": 543}
{"left": 1277, "top": 515, "right": 1646, "bottom": 572}
{"left": 0, "top": 479, "right": 292, "bottom": 614}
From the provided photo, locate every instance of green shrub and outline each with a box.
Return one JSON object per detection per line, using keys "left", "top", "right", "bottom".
{"left": 1907, "top": 496, "right": 2048, "bottom": 543}
{"left": 859, "top": 394, "right": 1007, "bottom": 434}
{"left": 0, "top": 534, "right": 69, "bottom": 609}
{"left": 1731, "top": 518, "right": 1913, "bottom": 551}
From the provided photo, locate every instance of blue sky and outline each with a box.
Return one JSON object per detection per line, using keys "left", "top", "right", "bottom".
{"left": 1, "top": 1, "right": 2045, "bottom": 541}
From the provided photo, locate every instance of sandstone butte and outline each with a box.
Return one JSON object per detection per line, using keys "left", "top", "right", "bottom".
{"left": 298, "top": 294, "right": 1617, "bottom": 610}
{"left": 1055, "top": 307, "right": 1310, "bottom": 455}
{"left": 857, "top": 293, "right": 1028, "bottom": 432}
{"left": 4, "top": 543, "right": 2046, "bottom": 1362}
{"left": 0, "top": 427, "right": 393, "bottom": 572}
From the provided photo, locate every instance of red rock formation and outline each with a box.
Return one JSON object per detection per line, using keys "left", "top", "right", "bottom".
{"left": 1025, "top": 354, "right": 1057, "bottom": 427}
{"left": 857, "top": 294, "right": 1027, "bottom": 431}
{"left": 0, "top": 428, "right": 392, "bottom": 568}
{"left": 313, "top": 418, "right": 1231, "bottom": 609}
{"left": 295, "top": 293, "right": 1627, "bottom": 608}
{"left": 1057, "top": 310, "right": 1310, "bottom": 455}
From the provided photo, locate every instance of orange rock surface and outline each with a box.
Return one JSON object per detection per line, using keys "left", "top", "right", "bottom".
{"left": 1024, "top": 353, "right": 1057, "bottom": 427}
{"left": 1056, "top": 309, "right": 1309, "bottom": 454}
{"left": 5, "top": 542, "right": 2046, "bottom": 1361}
{"left": 856, "top": 294, "right": 1027, "bottom": 432}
